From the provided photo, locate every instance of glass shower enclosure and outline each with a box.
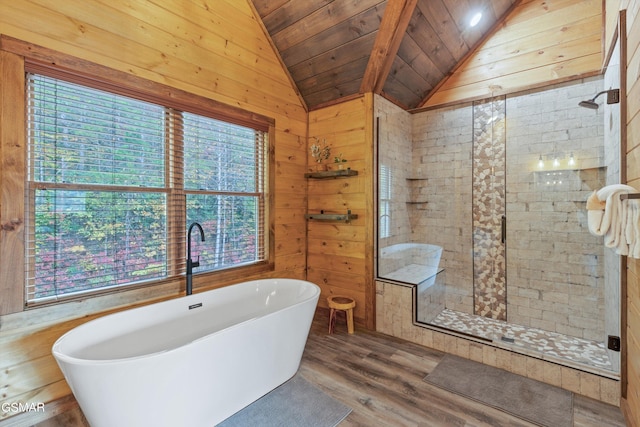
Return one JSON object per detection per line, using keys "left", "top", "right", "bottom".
{"left": 376, "top": 76, "right": 620, "bottom": 377}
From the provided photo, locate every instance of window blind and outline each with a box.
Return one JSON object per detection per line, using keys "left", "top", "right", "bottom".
{"left": 183, "top": 113, "right": 266, "bottom": 271}
{"left": 28, "top": 75, "right": 166, "bottom": 187}
{"left": 379, "top": 164, "right": 392, "bottom": 239}
{"left": 25, "top": 75, "right": 170, "bottom": 303}
{"left": 25, "top": 73, "right": 268, "bottom": 305}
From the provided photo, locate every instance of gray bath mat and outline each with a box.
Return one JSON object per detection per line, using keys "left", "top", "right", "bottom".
{"left": 217, "top": 374, "right": 351, "bottom": 427}
{"left": 424, "top": 354, "right": 573, "bottom": 427}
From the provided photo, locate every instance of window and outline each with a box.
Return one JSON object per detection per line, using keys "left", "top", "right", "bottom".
{"left": 183, "top": 113, "right": 266, "bottom": 269}
{"left": 25, "top": 73, "right": 269, "bottom": 305}
{"left": 379, "top": 164, "right": 392, "bottom": 239}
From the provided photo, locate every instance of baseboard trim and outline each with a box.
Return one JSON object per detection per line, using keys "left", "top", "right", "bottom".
{"left": 620, "top": 397, "right": 639, "bottom": 427}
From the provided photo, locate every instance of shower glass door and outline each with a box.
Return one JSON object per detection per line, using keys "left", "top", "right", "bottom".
{"left": 377, "top": 78, "right": 619, "bottom": 374}
{"left": 410, "top": 78, "right": 617, "bottom": 374}
{"left": 502, "top": 79, "right": 615, "bottom": 374}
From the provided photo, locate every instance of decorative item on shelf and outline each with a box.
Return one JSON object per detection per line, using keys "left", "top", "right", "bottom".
{"left": 333, "top": 153, "right": 347, "bottom": 170}
{"left": 310, "top": 137, "right": 331, "bottom": 171}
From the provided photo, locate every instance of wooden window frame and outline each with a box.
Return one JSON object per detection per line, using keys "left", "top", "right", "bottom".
{"left": 0, "top": 35, "right": 275, "bottom": 315}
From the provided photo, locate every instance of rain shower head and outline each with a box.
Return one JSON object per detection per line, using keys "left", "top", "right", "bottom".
{"left": 578, "top": 99, "right": 600, "bottom": 109}
{"left": 578, "top": 89, "right": 620, "bottom": 109}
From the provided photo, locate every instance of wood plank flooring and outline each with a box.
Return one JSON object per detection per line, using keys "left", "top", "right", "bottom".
{"left": 19, "top": 309, "right": 629, "bottom": 427}
{"left": 301, "top": 310, "right": 627, "bottom": 427}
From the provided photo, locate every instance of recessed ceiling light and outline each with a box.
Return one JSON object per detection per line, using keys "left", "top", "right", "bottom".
{"left": 470, "top": 12, "right": 482, "bottom": 27}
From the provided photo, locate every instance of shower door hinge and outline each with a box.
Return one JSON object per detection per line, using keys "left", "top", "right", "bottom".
{"left": 607, "top": 335, "right": 621, "bottom": 352}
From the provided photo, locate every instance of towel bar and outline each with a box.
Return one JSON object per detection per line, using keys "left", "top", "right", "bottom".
{"left": 620, "top": 193, "right": 640, "bottom": 200}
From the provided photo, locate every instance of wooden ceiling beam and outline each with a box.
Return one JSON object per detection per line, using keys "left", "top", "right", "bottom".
{"left": 360, "top": 0, "right": 418, "bottom": 94}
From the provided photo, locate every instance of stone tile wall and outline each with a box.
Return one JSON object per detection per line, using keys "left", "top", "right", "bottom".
{"left": 411, "top": 105, "right": 474, "bottom": 314}
{"left": 407, "top": 77, "right": 607, "bottom": 341}
{"left": 472, "top": 97, "right": 507, "bottom": 320}
{"left": 375, "top": 95, "right": 412, "bottom": 251}
{"left": 505, "top": 77, "right": 605, "bottom": 340}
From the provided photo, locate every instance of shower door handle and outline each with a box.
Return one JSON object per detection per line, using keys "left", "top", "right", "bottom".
{"left": 501, "top": 215, "right": 506, "bottom": 244}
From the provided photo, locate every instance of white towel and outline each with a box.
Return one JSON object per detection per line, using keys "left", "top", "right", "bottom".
{"left": 587, "top": 185, "right": 629, "bottom": 235}
{"left": 587, "top": 184, "right": 640, "bottom": 257}
{"left": 588, "top": 209, "right": 606, "bottom": 236}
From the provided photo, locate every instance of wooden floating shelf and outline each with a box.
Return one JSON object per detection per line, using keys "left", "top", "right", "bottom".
{"left": 305, "top": 212, "right": 358, "bottom": 222}
{"left": 304, "top": 169, "right": 358, "bottom": 179}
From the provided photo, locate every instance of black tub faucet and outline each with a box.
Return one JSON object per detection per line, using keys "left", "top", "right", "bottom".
{"left": 186, "top": 222, "right": 205, "bottom": 296}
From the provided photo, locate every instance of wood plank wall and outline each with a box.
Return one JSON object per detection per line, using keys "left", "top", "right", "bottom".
{"left": 0, "top": 0, "right": 308, "bottom": 421}
{"left": 421, "top": 0, "right": 602, "bottom": 108}
{"left": 307, "top": 94, "right": 375, "bottom": 330}
{"left": 610, "top": 0, "right": 640, "bottom": 424}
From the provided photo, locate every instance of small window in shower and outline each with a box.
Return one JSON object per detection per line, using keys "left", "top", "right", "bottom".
{"left": 379, "top": 164, "right": 392, "bottom": 239}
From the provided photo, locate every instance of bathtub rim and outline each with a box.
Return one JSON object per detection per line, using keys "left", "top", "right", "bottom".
{"left": 52, "top": 278, "right": 320, "bottom": 366}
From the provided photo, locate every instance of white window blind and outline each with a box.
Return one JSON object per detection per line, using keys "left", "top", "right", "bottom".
{"left": 379, "top": 164, "right": 392, "bottom": 239}
{"left": 183, "top": 113, "right": 266, "bottom": 271}
{"left": 25, "top": 73, "right": 268, "bottom": 305}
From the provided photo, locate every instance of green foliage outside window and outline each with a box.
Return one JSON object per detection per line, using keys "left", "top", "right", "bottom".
{"left": 26, "top": 74, "right": 266, "bottom": 303}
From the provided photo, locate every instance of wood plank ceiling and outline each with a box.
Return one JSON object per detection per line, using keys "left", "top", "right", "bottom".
{"left": 251, "top": 0, "right": 519, "bottom": 111}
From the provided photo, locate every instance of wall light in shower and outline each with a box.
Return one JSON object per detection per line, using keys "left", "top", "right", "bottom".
{"left": 536, "top": 153, "right": 577, "bottom": 170}
{"left": 578, "top": 89, "right": 620, "bottom": 109}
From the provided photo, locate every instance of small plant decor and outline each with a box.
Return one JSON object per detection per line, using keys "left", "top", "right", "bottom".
{"left": 310, "top": 137, "right": 331, "bottom": 170}
{"left": 333, "top": 153, "right": 348, "bottom": 169}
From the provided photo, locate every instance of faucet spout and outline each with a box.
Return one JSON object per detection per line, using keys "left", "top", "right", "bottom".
{"left": 186, "top": 222, "right": 205, "bottom": 296}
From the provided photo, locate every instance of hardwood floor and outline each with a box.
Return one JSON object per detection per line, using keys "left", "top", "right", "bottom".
{"left": 301, "top": 310, "right": 627, "bottom": 427}
{"left": 19, "top": 309, "right": 628, "bottom": 427}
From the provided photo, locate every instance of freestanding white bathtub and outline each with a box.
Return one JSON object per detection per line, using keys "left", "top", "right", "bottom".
{"left": 52, "top": 278, "right": 320, "bottom": 427}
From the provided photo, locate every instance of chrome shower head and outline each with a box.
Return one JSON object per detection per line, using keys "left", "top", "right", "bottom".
{"left": 578, "top": 89, "right": 620, "bottom": 109}
{"left": 578, "top": 99, "right": 600, "bottom": 110}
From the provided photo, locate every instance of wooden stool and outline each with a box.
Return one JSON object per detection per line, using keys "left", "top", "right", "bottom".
{"left": 327, "top": 295, "right": 356, "bottom": 334}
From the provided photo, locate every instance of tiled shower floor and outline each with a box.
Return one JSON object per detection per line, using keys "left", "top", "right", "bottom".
{"left": 430, "top": 308, "right": 614, "bottom": 373}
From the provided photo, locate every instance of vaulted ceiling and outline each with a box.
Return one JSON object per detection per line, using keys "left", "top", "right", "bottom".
{"left": 251, "top": 0, "right": 519, "bottom": 111}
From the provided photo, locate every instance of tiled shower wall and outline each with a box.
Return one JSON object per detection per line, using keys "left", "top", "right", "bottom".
{"left": 408, "top": 77, "right": 607, "bottom": 340}
{"left": 505, "top": 77, "right": 605, "bottom": 341}
{"left": 411, "top": 104, "right": 474, "bottom": 314}
{"left": 375, "top": 95, "right": 412, "bottom": 249}
{"left": 472, "top": 97, "right": 507, "bottom": 320}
